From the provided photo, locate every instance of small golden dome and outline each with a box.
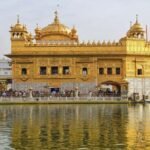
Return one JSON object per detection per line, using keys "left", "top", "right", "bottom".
{"left": 71, "top": 26, "right": 77, "bottom": 34}
{"left": 130, "top": 22, "right": 144, "bottom": 32}
{"left": 11, "top": 15, "right": 27, "bottom": 32}
{"left": 130, "top": 15, "right": 144, "bottom": 32}
{"left": 35, "top": 24, "right": 41, "bottom": 33}
{"left": 14, "top": 23, "right": 23, "bottom": 29}
{"left": 28, "top": 33, "right": 32, "bottom": 38}
{"left": 41, "top": 23, "right": 71, "bottom": 34}
{"left": 41, "top": 11, "right": 71, "bottom": 37}
{"left": 127, "top": 15, "right": 144, "bottom": 38}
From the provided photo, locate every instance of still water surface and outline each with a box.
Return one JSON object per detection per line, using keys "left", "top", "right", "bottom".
{"left": 0, "top": 104, "right": 150, "bottom": 150}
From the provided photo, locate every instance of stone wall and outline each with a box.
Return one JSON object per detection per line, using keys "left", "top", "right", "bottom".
{"left": 12, "top": 81, "right": 96, "bottom": 94}
{"left": 61, "top": 82, "right": 96, "bottom": 94}
{"left": 12, "top": 81, "right": 48, "bottom": 91}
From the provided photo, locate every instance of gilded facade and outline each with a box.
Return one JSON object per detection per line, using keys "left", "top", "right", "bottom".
{"left": 6, "top": 12, "right": 150, "bottom": 97}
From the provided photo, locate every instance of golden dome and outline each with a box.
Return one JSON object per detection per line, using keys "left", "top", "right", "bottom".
{"left": 41, "top": 23, "right": 71, "bottom": 34}
{"left": 130, "top": 22, "right": 144, "bottom": 32}
{"left": 40, "top": 11, "right": 72, "bottom": 37}
{"left": 35, "top": 24, "right": 41, "bottom": 33}
{"left": 71, "top": 26, "right": 77, "bottom": 34}
{"left": 127, "top": 15, "right": 144, "bottom": 38}
{"left": 11, "top": 15, "right": 27, "bottom": 32}
{"left": 14, "top": 23, "right": 23, "bottom": 29}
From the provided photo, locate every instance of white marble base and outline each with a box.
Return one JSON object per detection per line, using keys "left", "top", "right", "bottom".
{"left": 127, "top": 78, "right": 150, "bottom": 99}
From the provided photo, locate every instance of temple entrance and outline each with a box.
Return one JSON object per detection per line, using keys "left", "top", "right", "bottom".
{"left": 97, "top": 81, "right": 121, "bottom": 97}
{"left": 50, "top": 88, "right": 60, "bottom": 94}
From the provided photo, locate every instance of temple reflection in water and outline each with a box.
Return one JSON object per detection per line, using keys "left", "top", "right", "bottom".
{"left": 0, "top": 105, "right": 129, "bottom": 149}
{"left": 0, "top": 105, "right": 150, "bottom": 149}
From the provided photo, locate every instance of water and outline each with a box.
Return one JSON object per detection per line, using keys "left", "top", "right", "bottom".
{"left": 0, "top": 104, "right": 150, "bottom": 150}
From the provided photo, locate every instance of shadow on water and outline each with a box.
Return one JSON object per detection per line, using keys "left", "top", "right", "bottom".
{"left": 0, "top": 104, "right": 150, "bottom": 149}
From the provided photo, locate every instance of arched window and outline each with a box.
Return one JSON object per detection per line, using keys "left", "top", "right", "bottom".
{"left": 99, "top": 68, "right": 104, "bottom": 75}
{"left": 51, "top": 66, "right": 58, "bottom": 75}
{"left": 82, "top": 67, "right": 88, "bottom": 76}
{"left": 116, "top": 68, "right": 120, "bottom": 75}
{"left": 17, "top": 33, "right": 20, "bottom": 38}
{"left": 107, "top": 68, "right": 112, "bottom": 75}
{"left": 63, "top": 66, "right": 69, "bottom": 75}
{"left": 40, "top": 67, "right": 47, "bottom": 75}
{"left": 137, "top": 65, "right": 143, "bottom": 75}
{"left": 137, "top": 69, "right": 142, "bottom": 75}
{"left": 14, "top": 33, "right": 17, "bottom": 38}
{"left": 22, "top": 68, "right": 27, "bottom": 75}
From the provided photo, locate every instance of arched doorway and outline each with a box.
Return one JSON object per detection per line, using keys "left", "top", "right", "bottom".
{"left": 97, "top": 81, "right": 121, "bottom": 97}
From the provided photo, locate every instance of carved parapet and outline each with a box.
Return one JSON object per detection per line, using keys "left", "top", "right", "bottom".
{"left": 80, "top": 41, "right": 86, "bottom": 46}
{"left": 79, "top": 40, "right": 102, "bottom": 47}
{"left": 107, "top": 41, "right": 111, "bottom": 46}
{"left": 112, "top": 40, "right": 116, "bottom": 46}
{"left": 92, "top": 40, "right": 96, "bottom": 46}
{"left": 98, "top": 40, "right": 121, "bottom": 47}
{"left": 25, "top": 39, "right": 79, "bottom": 47}
{"left": 24, "top": 42, "right": 79, "bottom": 47}
{"left": 97, "top": 41, "right": 101, "bottom": 46}
{"left": 87, "top": 41, "right": 91, "bottom": 46}
{"left": 24, "top": 39, "right": 121, "bottom": 47}
{"left": 102, "top": 40, "right": 106, "bottom": 46}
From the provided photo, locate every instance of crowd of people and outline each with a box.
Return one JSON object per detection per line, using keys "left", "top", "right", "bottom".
{"left": 0, "top": 88, "right": 121, "bottom": 98}
{"left": 97, "top": 89, "right": 120, "bottom": 97}
{"left": 0, "top": 90, "right": 79, "bottom": 98}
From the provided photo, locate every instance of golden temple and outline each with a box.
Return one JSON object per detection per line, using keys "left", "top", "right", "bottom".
{"left": 6, "top": 12, "right": 150, "bottom": 98}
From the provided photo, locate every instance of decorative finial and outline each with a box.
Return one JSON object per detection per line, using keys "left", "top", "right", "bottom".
{"left": 146, "top": 25, "right": 148, "bottom": 42}
{"left": 54, "top": 10, "right": 59, "bottom": 24}
{"left": 35, "top": 23, "right": 41, "bottom": 32}
{"left": 130, "top": 21, "right": 132, "bottom": 28}
{"left": 73, "top": 25, "right": 75, "bottom": 28}
{"left": 136, "top": 14, "right": 138, "bottom": 23}
{"left": 55, "top": 10, "right": 58, "bottom": 17}
{"left": 72, "top": 25, "right": 77, "bottom": 33}
{"left": 57, "top": 4, "right": 60, "bottom": 10}
{"left": 17, "top": 15, "right": 20, "bottom": 24}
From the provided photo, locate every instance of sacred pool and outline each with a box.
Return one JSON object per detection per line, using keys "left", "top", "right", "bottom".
{"left": 0, "top": 104, "right": 150, "bottom": 149}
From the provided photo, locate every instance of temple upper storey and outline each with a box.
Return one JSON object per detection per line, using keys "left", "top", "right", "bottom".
{"left": 10, "top": 11, "right": 78, "bottom": 45}
{"left": 9, "top": 12, "right": 150, "bottom": 53}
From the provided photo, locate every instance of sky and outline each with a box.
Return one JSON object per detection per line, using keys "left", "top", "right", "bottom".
{"left": 0, "top": 0, "right": 150, "bottom": 57}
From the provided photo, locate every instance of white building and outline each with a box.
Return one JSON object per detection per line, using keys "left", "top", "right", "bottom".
{"left": 0, "top": 58, "right": 12, "bottom": 90}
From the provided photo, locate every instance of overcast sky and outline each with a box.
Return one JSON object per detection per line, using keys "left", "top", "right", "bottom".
{"left": 0, "top": 0, "right": 150, "bottom": 57}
